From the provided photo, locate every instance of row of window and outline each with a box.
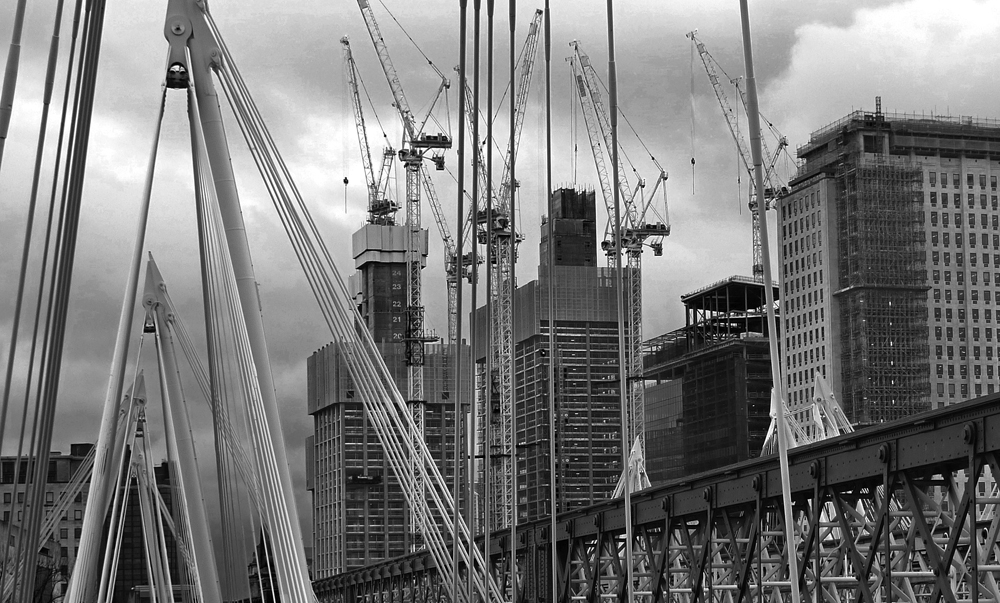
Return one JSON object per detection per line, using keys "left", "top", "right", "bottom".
{"left": 931, "top": 251, "right": 998, "bottom": 267}
{"left": 932, "top": 288, "right": 994, "bottom": 304}
{"left": 937, "top": 382, "right": 996, "bottom": 398}
{"left": 932, "top": 270, "right": 997, "bottom": 286}
{"left": 786, "top": 338, "right": 826, "bottom": 369}
{"left": 930, "top": 211, "right": 1000, "bottom": 230}
{"left": 783, "top": 231, "right": 822, "bottom": 259}
{"left": 934, "top": 307, "right": 994, "bottom": 323}
{"left": 933, "top": 325, "right": 996, "bottom": 342}
{"left": 785, "top": 308, "right": 825, "bottom": 332}
{"left": 934, "top": 363, "right": 995, "bottom": 380}
{"left": 784, "top": 270, "right": 824, "bottom": 296}
{"left": 930, "top": 231, "right": 1000, "bottom": 248}
{"left": 783, "top": 210, "right": 821, "bottom": 239}
{"left": 933, "top": 343, "right": 997, "bottom": 361}
{"left": 782, "top": 191, "right": 820, "bottom": 221}
{"left": 928, "top": 171, "right": 998, "bottom": 190}
{"left": 787, "top": 366, "right": 827, "bottom": 392}
{"left": 929, "top": 192, "right": 1000, "bottom": 210}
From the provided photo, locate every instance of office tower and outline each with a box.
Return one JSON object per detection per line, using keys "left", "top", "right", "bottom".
{"left": 643, "top": 276, "right": 776, "bottom": 483}
{"left": 307, "top": 222, "right": 468, "bottom": 578}
{"left": 784, "top": 104, "right": 1000, "bottom": 426}
{"left": 473, "top": 188, "right": 622, "bottom": 523}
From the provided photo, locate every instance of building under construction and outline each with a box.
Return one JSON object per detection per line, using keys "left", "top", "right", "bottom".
{"left": 785, "top": 104, "right": 1000, "bottom": 424}
{"left": 472, "top": 188, "right": 622, "bottom": 523}
{"left": 642, "top": 276, "right": 777, "bottom": 483}
{"left": 307, "top": 220, "right": 468, "bottom": 578}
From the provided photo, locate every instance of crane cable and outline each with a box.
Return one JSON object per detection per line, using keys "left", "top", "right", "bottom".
{"left": 689, "top": 35, "right": 696, "bottom": 194}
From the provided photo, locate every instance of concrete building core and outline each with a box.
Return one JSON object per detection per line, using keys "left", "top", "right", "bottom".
{"left": 785, "top": 106, "right": 1000, "bottom": 427}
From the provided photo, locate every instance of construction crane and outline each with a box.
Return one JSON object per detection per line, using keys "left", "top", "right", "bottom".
{"left": 474, "top": 9, "right": 543, "bottom": 534}
{"left": 341, "top": 36, "right": 398, "bottom": 225}
{"left": 344, "top": 35, "right": 466, "bottom": 343}
{"left": 687, "top": 30, "right": 787, "bottom": 281}
{"left": 356, "top": 0, "right": 452, "bottom": 547}
{"left": 568, "top": 41, "right": 669, "bottom": 484}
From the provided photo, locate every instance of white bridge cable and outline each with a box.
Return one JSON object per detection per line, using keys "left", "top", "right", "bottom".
{"left": 212, "top": 54, "right": 487, "bottom": 603}
{"left": 185, "top": 78, "right": 315, "bottom": 603}
{"left": 204, "top": 13, "right": 499, "bottom": 602}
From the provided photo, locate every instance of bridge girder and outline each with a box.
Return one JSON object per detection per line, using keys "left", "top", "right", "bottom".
{"left": 315, "top": 392, "right": 1000, "bottom": 603}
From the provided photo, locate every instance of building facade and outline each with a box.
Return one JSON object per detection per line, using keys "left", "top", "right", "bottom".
{"left": 785, "top": 106, "right": 1000, "bottom": 426}
{"left": 307, "top": 220, "right": 468, "bottom": 578}
{"left": 473, "top": 188, "right": 623, "bottom": 523}
{"left": 643, "top": 276, "right": 776, "bottom": 483}
{"left": 1, "top": 444, "right": 93, "bottom": 585}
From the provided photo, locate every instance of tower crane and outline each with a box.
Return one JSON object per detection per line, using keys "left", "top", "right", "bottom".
{"left": 341, "top": 36, "right": 398, "bottom": 225}
{"left": 687, "top": 30, "right": 788, "bottom": 281}
{"left": 475, "top": 8, "right": 543, "bottom": 533}
{"left": 568, "top": 41, "right": 669, "bottom": 476}
{"left": 356, "top": 0, "right": 452, "bottom": 546}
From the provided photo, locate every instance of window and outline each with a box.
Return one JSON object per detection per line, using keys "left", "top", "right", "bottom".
{"left": 981, "top": 174, "right": 987, "bottom": 188}
{"left": 74, "top": 509, "right": 82, "bottom": 520}
{"left": 931, "top": 192, "right": 938, "bottom": 206}
{"left": 945, "top": 271, "right": 952, "bottom": 284}
{"left": 930, "top": 211, "right": 938, "bottom": 226}
{"left": 933, "top": 251, "right": 940, "bottom": 265}
{"left": 954, "top": 173, "right": 961, "bottom": 188}
{"left": 992, "top": 175, "right": 997, "bottom": 190}
{"left": 936, "top": 344, "right": 943, "bottom": 358}
{"left": 2, "top": 493, "right": 8, "bottom": 504}
{"left": 932, "top": 232, "right": 939, "bottom": 246}
{"left": 983, "top": 195, "right": 989, "bottom": 209}
{"left": 942, "top": 172, "right": 948, "bottom": 188}
{"left": 944, "top": 252, "right": 951, "bottom": 265}
{"left": 930, "top": 172, "right": 937, "bottom": 186}
{"left": 943, "top": 213, "right": 950, "bottom": 227}
{"left": 969, "top": 194, "right": 976, "bottom": 208}
{"left": 947, "top": 326, "right": 954, "bottom": 339}
{"left": 933, "top": 270, "right": 941, "bottom": 284}
{"left": 936, "top": 326, "right": 943, "bottom": 339}
{"left": 968, "top": 173, "right": 975, "bottom": 189}
{"left": 944, "top": 232, "right": 951, "bottom": 246}
{"left": 934, "top": 288, "right": 941, "bottom": 302}
{"left": 59, "top": 528, "right": 68, "bottom": 540}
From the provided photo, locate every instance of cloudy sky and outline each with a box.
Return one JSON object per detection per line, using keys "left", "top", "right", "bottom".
{"left": 3, "top": 0, "right": 1000, "bottom": 551}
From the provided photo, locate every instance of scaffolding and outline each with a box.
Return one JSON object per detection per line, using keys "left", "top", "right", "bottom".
{"left": 835, "top": 155, "right": 930, "bottom": 424}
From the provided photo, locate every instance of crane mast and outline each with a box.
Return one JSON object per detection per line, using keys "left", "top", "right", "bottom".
{"left": 357, "top": 0, "right": 452, "bottom": 548}
{"left": 687, "top": 30, "right": 787, "bottom": 281}
{"left": 342, "top": 36, "right": 398, "bottom": 225}
{"left": 568, "top": 41, "right": 669, "bottom": 468}
{"left": 475, "top": 9, "right": 542, "bottom": 534}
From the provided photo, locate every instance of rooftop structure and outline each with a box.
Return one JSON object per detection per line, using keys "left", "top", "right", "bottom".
{"left": 643, "top": 276, "right": 777, "bottom": 482}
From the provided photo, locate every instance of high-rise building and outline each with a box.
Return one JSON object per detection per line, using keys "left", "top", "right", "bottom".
{"left": 642, "top": 276, "right": 776, "bottom": 483}
{"left": 307, "top": 221, "right": 468, "bottom": 578}
{"left": 473, "top": 188, "right": 622, "bottom": 523}
{"left": 784, "top": 105, "right": 1000, "bottom": 426}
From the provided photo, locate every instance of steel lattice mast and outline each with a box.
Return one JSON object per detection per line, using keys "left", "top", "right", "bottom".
{"left": 356, "top": 0, "right": 453, "bottom": 544}
{"left": 480, "top": 8, "right": 542, "bottom": 533}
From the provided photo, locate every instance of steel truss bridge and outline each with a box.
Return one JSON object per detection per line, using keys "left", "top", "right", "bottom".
{"left": 316, "top": 392, "right": 1000, "bottom": 603}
